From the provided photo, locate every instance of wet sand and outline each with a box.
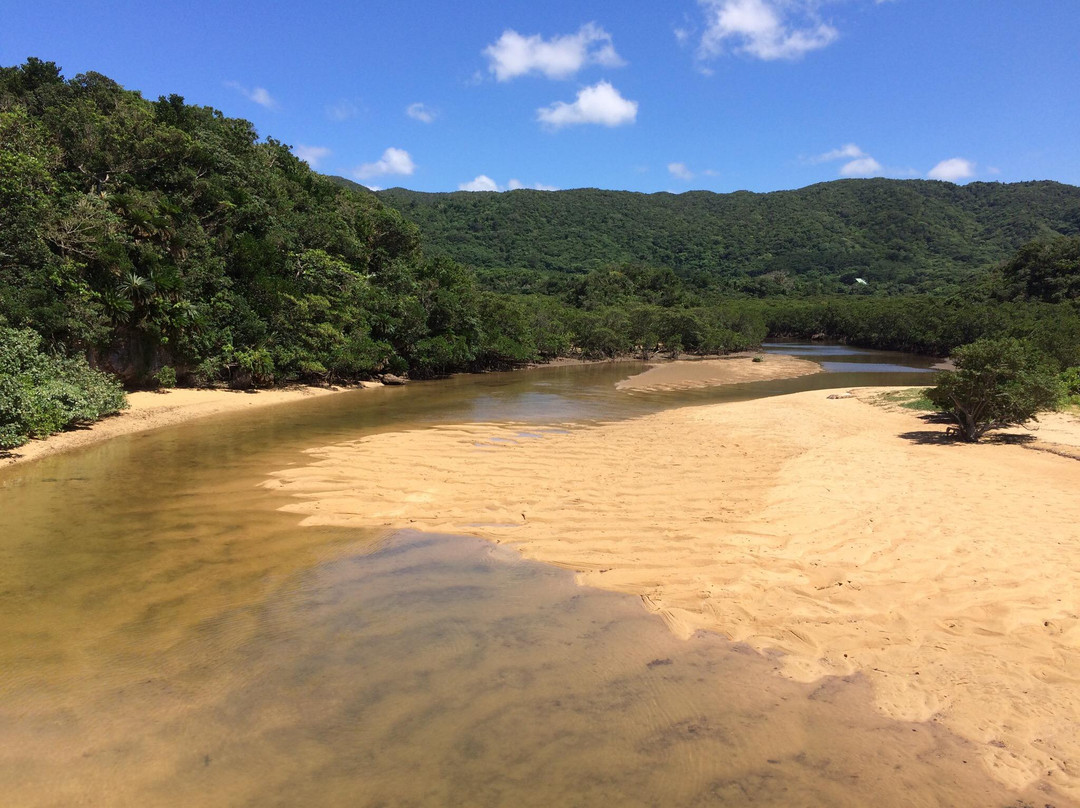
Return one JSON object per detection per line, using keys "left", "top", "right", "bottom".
{"left": 1, "top": 384, "right": 375, "bottom": 466}
{"left": 265, "top": 386, "right": 1080, "bottom": 801}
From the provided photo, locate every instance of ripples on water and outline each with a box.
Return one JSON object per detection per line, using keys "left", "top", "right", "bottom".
{"left": 0, "top": 347, "right": 1045, "bottom": 806}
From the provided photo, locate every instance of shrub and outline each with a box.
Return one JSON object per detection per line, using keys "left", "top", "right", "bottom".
{"left": 927, "top": 338, "right": 1062, "bottom": 442}
{"left": 0, "top": 326, "right": 127, "bottom": 449}
{"left": 154, "top": 365, "right": 177, "bottom": 389}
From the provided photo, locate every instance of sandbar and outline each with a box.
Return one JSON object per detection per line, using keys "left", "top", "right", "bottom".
{"left": 616, "top": 353, "right": 821, "bottom": 391}
{"left": 265, "top": 388, "right": 1080, "bottom": 800}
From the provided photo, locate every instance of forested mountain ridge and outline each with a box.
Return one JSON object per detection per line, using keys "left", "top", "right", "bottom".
{"left": 368, "top": 180, "right": 1080, "bottom": 294}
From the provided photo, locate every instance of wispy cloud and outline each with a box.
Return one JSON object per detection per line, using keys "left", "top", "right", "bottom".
{"left": 406, "top": 102, "right": 437, "bottom": 123}
{"left": 928, "top": 157, "right": 975, "bottom": 182}
{"left": 354, "top": 147, "right": 416, "bottom": 180}
{"left": 293, "top": 145, "right": 331, "bottom": 169}
{"left": 225, "top": 81, "right": 278, "bottom": 109}
{"left": 812, "top": 143, "right": 883, "bottom": 177}
{"left": 537, "top": 81, "right": 638, "bottom": 129}
{"left": 668, "top": 162, "right": 695, "bottom": 180}
{"left": 694, "top": 0, "right": 839, "bottom": 61}
{"left": 484, "top": 23, "right": 625, "bottom": 81}
{"left": 326, "top": 99, "right": 360, "bottom": 122}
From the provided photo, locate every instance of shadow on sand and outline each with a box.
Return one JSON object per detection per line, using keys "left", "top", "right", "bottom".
{"left": 898, "top": 413, "right": 1038, "bottom": 447}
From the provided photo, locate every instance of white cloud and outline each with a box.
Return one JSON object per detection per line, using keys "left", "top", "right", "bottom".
{"left": 461, "top": 176, "right": 559, "bottom": 192}
{"left": 668, "top": 162, "right": 695, "bottom": 180}
{"left": 537, "top": 81, "right": 638, "bottom": 129}
{"left": 484, "top": 23, "right": 625, "bottom": 81}
{"left": 839, "top": 156, "right": 883, "bottom": 177}
{"left": 928, "top": 157, "right": 975, "bottom": 182}
{"left": 293, "top": 145, "right": 331, "bottom": 169}
{"left": 406, "top": 102, "right": 436, "bottom": 123}
{"left": 225, "top": 81, "right": 278, "bottom": 109}
{"left": 459, "top": 175, "right": 500, "bottom": 192}
{"left": 326, "top": 100, "right": 360, "bottom": 121}
{"left": 813, "top": 143, "right": 884, "bottom": 177}
{"left": 696, "top": 0, "right": 839, "bottom": 61}
{"left": 354, "top": 147, "right": 416, "bottom": 180}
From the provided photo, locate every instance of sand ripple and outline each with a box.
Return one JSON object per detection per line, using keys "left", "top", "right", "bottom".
{"left": 264, "top": 390, "right": 1080, "bottom": 800}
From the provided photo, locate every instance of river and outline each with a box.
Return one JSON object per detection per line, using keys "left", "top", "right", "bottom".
{"left": 0, "top": 346, "right": 1027, "bottom": 806}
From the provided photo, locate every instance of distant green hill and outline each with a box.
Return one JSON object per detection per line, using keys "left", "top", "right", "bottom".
{"left": 360, "top": 180, "right": 1080, "bottom": 295}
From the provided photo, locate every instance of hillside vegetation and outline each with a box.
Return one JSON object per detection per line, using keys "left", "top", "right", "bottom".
{"left": 0, "top": 58, "right": 561, "bottom": 394}
{"left": 2, "top": 58, "right": 1079, "bottom": 448}
{"left": 371, "top": 181, "right": 1080, "bottom": 295}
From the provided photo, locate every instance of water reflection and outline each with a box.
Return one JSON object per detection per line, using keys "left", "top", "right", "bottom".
{"left": 0, "top": 531, "right": 1027, "bottom": 807}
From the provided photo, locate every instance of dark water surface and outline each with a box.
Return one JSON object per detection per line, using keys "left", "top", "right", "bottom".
{"left": 0, "top": 349, "right": 1038, "bottom": 806}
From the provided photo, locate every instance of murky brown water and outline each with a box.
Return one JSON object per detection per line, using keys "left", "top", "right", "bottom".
{"left": 0, "top": 350, "right": 1057, "bottom": 806}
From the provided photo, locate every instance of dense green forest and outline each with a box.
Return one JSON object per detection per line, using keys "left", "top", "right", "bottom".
{"left": 0, "top": 58, "right": 546, "bottom": 392}
{"left": 2, "top": 58, "right": 1079, "bottom": 448}
{"left": 368, "top": 181, "right": 1080, "bottom": 296}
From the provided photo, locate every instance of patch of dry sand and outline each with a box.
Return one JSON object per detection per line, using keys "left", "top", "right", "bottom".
{"left": 1, "top": 384, "right": 373, "bottom": 466}
{"left": 615, "top": 353, "right": 821, "bottom": 391}
{"left": 264, "top": 389, "right": 1080, "bottom": 800}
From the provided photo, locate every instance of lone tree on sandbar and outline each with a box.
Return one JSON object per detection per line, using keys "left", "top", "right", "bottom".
{"left": 927, "top": 338, "right": 1062, "bottom": 442}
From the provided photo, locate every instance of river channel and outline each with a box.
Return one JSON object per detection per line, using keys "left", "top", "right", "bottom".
{"left": 0, "top": 346, "right": 1032, "bottom": 806}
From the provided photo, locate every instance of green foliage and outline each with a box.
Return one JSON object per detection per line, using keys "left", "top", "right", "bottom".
{"left": 998, "top": 235, "right": 1080, "bottom": 303}
{"left": 0, "top": 59, "right": 500, "bottom": 387}
{"left": 153, "top": 364, "right": 176, "bottom": 388}
{"left": 0, "top": 325, "right": 127, "bottom": 449}
{"left": 927, "top": 339, "right": 1063, "bottom": 442}
{"left": 376, "top": 181, "right": 1080, "bottom": 296}
{"left": 1060, "top": 367, "right": 1080, "bottom": 407}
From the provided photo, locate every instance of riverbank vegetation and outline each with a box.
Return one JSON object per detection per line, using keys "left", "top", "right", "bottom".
{"left": 0, "top": 325, "right": 125, "bottom": 449}
{"left": 2, "top": 58, "right": 1079, "bottom": 445}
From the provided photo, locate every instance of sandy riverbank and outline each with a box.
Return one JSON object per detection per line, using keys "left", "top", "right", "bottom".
{"left": 265, "top": 386, "right": 1080, "bottom": 801}
{"left": 1, "top": 384, "right": 375, "bottom": 467}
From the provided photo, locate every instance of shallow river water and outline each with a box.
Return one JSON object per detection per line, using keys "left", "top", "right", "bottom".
{"left": 0, "top": 347, "right": 1040, "bottom": 806}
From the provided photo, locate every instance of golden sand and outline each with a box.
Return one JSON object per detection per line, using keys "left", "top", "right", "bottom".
{"left": 265, "top": 386, "right": 1080, "bottom": 799}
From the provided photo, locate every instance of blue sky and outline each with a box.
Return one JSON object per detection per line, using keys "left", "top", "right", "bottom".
{"left": 3, "top": 0, "right": 1078, "bottom": 193}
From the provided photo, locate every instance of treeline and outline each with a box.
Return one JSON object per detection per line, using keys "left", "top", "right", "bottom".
{"left": 487, "top": 250, "right": 1080, "bottom": 367}
{"left": 372, "top": 181, "right": 1080, "bottom": 296}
